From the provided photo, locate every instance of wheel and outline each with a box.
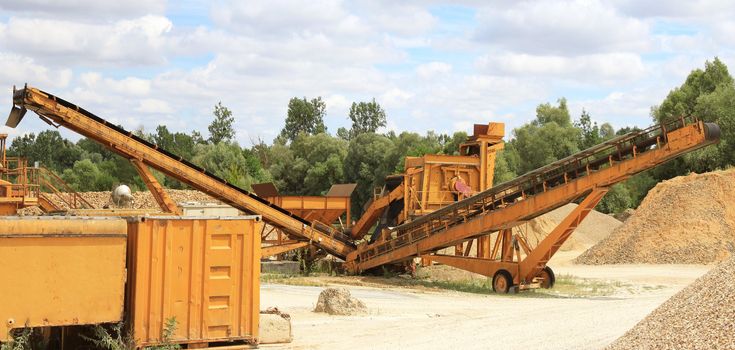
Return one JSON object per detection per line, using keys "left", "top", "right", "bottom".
{"left": 492, "top": 270, "right": 514, "bottom": 294}
{"left": 538, "top": 266, "right": 556, "bottom": 289}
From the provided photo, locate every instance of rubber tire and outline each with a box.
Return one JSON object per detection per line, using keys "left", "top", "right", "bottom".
{"left": 492, "top": 270, "right": 513, "bottom": 294}
{"left": 540, "top": 266, "right": 556, "bottom": 289}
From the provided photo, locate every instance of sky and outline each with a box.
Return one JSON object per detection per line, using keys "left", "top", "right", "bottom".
{"left": 0, "top": 0, "right": 734, "bottom": 145}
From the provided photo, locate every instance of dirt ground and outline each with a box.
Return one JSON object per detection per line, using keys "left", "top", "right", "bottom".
{"left": 259, "top": 256, "right": 712, "bottom": 350}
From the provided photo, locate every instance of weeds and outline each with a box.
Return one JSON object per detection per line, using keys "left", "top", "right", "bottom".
{"left": 81, "top": 317, "right": 180, "bottom": 350}
{"left": 144, "top": 317, "right": 181, "bottom": 350}
{"left": 261, "top": 273, "right": 329, "bottom": 287}
{"left": 381, "top": 266, "right": 398, "bottom": 278}
{"left": 1, "top": 327, "right": 33, "bottom": 350}
{"left": 81, "top": 323, "right": 135, "bottom": 350}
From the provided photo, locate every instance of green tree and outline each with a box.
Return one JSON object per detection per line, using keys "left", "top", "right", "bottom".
{"left": 493, "top": 149, "right": 517, "bottom": 185}
{"left": 442, "top": 131, "right": 468, "bottom": 155}
{"left": 343, "top": 133, "right": 396, "bottom": 215}
{"left": 596, "top": 183, "right": 631, "bottom": 214}
{"left": 192, "top": 142, "right": 265, "bottom": 189}
{"left": 208, "top": 102, "right": 235, "bottom": 144}
{"left": 61, "top": 159, "right": 101, "bottom": 191}
{"left": 510, "top": 98, "right": 580, "bottom": 174}
{"left": 347, "top": 99, "right": 386, "bottom": 139}
{"left": 652, "top": 57, "right": 735, "bottom": 173}
{"left": 152, "top": 125, "right": 200, "bottom": 189}
{"left": 280, "top": 97, "right": 327, "bottom": 142}
{"left": 575, "top": 109, "right": 602, "bottom": 149}
{"left": 268, "top": 133, "right": 347, "bottom": 195}
{"left": 8, "top": 130, "right": 82, "bottom": 171}
{"left": 383, "top": 131, "right": 443, "bottom": 173}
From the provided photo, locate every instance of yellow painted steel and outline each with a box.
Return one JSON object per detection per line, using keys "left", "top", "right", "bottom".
{"left": 126, "top": 216, "right": 262, "bottom": 347}
{"left": 265, "top": 196, "right": 350, "bottom": 225}
{"left": 12, "top": 87, "right": 354, "bottom": 259}
{"left": 0, "top": 217, "right": 127, "bottom": 341}
{"left": 261, "top": 241, "right": 309, "bottom": 257}
{"left": 130, "top": 159, "right": 182, "bottom": 215}
{"left": 348, "top": 120, "right": 717, "bottom": 273}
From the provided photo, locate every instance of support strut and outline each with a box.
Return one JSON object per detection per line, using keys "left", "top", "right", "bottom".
{"left": 130, "top": 159, "right": 182, "bottom": 215}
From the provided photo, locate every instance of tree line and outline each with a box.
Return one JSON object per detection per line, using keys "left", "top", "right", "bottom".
{"left": 8, "top": 58, "right": 735, "bottom": 216}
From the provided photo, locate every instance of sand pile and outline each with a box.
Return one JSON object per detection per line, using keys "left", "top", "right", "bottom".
{"left": 606, "top": 256, "right": 735, "bottom": 349}
{"left": 313, "top": 287, "right": 366, "bottom": 315}
{"left": 576, "top": 169, "right": 735, "bottom": 265}
{"left": 519, "top": 203, "right": 622, "bottom": 252}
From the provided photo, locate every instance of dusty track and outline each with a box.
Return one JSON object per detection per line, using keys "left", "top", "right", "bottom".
{"left": 260, "top": 263, "right": 710, "bottom": 350}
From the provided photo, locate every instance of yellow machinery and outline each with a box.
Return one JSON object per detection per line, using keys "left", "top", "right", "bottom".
{"left": 349, "top": 122, "right": 505, "bottom": 263}
{"left": 346, "top": 118, "right": 720, "bottom": 291}
{"left": 0, "top": 133, "right": 93, "bottom": 214}
{"left": 6, "top": 85, "right": 721, "bottom": 294}
{"left": 8, "top": 86, "right": 355, "bottom": 259}
{"left": 253, "top": 182, "right": 356, "bottom": 257}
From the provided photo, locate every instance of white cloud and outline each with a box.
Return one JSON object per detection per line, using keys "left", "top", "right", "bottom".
{"left": 1, "top": 15, "right": 173, "bottom": 66}
{"left": 612, "top": 0, "right": 735, "bottom": 20}
{"left": 0, "top": 53, "right": 72, "bottom": 88}
{"left": 476, "top": 53, "right": 646, "bottom": 83}
{"left": 567, "top": 88, "right": 666, "bottom": 128}
{"left": 474, "top": 0, "right": 650, "bottom": 55}
{"left": 136, "top": 98, "right": 173, "bottom": 114}
{"left": 416, "top": 62, "right": 453, "bottom": 79}
{"left": 211, "top": 0, "right": 362, "bottom": 38}
{"left": 0, "top": 1, "right": 732, "bottom": 147}
{"left": 0, "top": 0, "right": 166, "bottom": 20}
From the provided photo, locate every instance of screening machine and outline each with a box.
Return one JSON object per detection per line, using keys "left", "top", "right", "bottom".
{"left": 7, "top": 85, "right": 720, "bottom": 293}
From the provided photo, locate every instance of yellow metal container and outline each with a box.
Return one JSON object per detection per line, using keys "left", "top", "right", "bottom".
{"left": 0, "top": 216, "right": 128, "bottom": 341}
{"left": 126, "top": 216, "right": 262, "bottom": 347}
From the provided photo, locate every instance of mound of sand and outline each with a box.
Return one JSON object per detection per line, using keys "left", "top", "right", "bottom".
{"left": 576, "top": 169, "right": 735, "bottom": 265}
{"left": 521, "top": 203, "right": 622, "bottom": 252}
{"left": 313, "top": 287, "right": 366, "bottom": 316}
{"left": 606, "top": 256, "right": 735, "bottom": 349}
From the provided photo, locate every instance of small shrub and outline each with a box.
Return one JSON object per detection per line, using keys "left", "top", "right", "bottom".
{"left": 144, "top": 317, "right": 181, "bottom": 350}
{"left": 81, "top": 322, "right": 135, "bottom": 350}
{"left": 1, "top": 327, "right": 33, "bottom": 350}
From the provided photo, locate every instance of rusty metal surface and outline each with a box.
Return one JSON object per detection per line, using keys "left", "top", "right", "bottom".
{"left": 325, "top": 183, "right": 357, "bottom": 197}
{"left": 252, "top": 182, "right": 280, "bottom": 198}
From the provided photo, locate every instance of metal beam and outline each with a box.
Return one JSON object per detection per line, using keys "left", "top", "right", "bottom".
{"left": 130, "top": 159, "right": 182, "bottom": 215}
{"left": 261, "top": 242, "right": 309, "bottom": 258}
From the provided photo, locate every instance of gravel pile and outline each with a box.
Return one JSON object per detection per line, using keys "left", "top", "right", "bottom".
{"left": 606, "top": 256, "right": 735, "bottom": 349}
{"left": 576, "top": 169, "right": 735, "bottom": 264}
{"left": 313, "top": 287, "right": 367, "bottom": 316}
{"left": 67, "top": 190, "right": 220, "bottom": 209}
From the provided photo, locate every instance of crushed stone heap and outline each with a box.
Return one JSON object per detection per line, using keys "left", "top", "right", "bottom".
{"left": 606, "top": 256, "right": 735, "bottom": 350}
{"left": 576, "top": 169, "right": 735, "bottom": 264}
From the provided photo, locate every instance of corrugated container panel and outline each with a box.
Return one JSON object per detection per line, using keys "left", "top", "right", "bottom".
{"left": 0, "top": 216, "right": 127, "bottom": 342}
{"left": 126, "top": 216, "right": 262, "bottom": 347}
